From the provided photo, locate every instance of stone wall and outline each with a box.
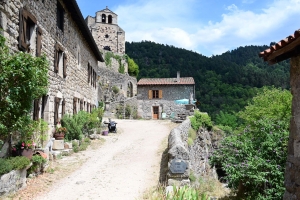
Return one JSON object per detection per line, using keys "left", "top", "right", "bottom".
{"left": 0, "top": 0, "right": 103, "bottom": 141}
{"left": 98, "top": 66, "right": 137, "bottom": 102}
{"left": 167, "top": 119, "right": 191, "bottom": 186}
{"left": 0, "top": 168, "right": 28, "bottom": 197}
{"left": 166, "top": 118, "right": 218, "bottom": 186}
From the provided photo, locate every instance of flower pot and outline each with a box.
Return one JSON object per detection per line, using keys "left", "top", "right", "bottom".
{"left": 21, "top": 149, "right": 33, "bottom": 160}
{"left": 54, "top": 132, "right": 65, "bottom": 140}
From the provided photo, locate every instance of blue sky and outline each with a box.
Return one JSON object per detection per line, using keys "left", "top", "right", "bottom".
{"left": 77, "top": 0, "right": 300, "bottom": 57}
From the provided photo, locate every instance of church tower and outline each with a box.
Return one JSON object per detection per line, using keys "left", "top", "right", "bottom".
{"left": 86, "top": 6, "right": 125, "bottom": 54}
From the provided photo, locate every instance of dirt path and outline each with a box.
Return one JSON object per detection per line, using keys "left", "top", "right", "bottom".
{"left": 25, "top": 119, "right": 176, "bottom": 200}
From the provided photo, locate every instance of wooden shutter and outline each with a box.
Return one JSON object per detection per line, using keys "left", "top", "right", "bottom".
{"left": 88, "top": 64, "right": 90, "bottom": 83}
{"left": 73, "top": 97, "right": 77, "bottom": 115}
{"left": 54, "top": 43, "right": 59, "bottom": 73}
{"left": 159, "top": 90, "right": 163, "bottom": 99}
{"left": 94, "top": 71, "right": 96, "bottom": 88}
{"left": 62, "top": 98, "right": 65, "bottom": 116}
{"left": 148, "top": 90, "right": 152, "bottom": 99}
{"left": 41, "top": 95, "right": 48, "bottom": 119}
{"left": 19, "top": 8, "right": 28, "bottom": 51}
{"left": 33, "top": 99, "right": 40, "bottom": 121}
{"left": 54, "top": 97, "right": 60, "bottom": 125}
{"left": 36, "top": 26, "right": 42, "bottom": 56}
{"left": 63, "top": 53, "right": 67, "bottom": 78}
{"left": 80, "top": 99, "right": 83, "bottom": 110}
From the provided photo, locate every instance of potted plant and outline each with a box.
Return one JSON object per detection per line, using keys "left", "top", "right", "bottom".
{"left": 54, "top": 126, "right": 67, "bottom": 140}
{"left": 12, "top": 140, "right": 36, "bottom": 159}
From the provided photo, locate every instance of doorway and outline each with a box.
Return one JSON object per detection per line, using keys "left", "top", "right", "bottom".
{"left": 152, "top": 106, "right": 159, "bottom": 119}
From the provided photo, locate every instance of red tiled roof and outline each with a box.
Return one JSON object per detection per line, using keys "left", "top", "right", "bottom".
{"left": 259, "top": 29, "right": 300, "bottom": 64}
{"left": 137, "top": 77, "right": 195, "bottom": 85}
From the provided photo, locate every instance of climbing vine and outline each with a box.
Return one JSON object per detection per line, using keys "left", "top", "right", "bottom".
{"left": 0, "top": 34, "right": 49, "bottom": 139}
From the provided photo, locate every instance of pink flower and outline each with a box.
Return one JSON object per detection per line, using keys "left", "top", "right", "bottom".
{"left": 22, "top": 142, "right": 25, "bottom": 146}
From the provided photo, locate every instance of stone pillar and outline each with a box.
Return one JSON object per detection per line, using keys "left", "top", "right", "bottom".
{"left": 284, "top": 56, "right": 300, "bottom": 199}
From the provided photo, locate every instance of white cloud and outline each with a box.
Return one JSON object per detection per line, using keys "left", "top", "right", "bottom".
{"left": 115, "top": 0, "right": 300, "bottom": 56}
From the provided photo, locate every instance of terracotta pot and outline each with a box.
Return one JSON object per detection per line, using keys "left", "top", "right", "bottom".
{"left": 54, "top": 132, "right": 65, "bottom": 140}
{"left": 21, "top": 149, "right": 33, "bottom": 160}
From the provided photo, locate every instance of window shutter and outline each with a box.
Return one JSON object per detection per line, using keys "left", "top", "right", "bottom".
{"left": 36, "top": 27, "right": 42, "bottom": 56}
{"left": 73, "top": 97, "right": 77, "bottom": 115}
{"left": 54, "top": 43, "right": 59, "bottom": 73}
{"left": 148, "top": 90, "right": 152, "bottom": 99}
{"left": 62, "top": 98, "right": 65, "bottom": 116}
{"left": 19, "top": 8, "right": 28, "bottom": 51}
{"left": 88, "top": 63, "right": 91, "bottom": 83}
{"left": 94, "top": 71, "right": 96, "bottom": 88}
{"left": 159, "top": 90, "right": 163, "bottom": 99}
{"left": 41, "top": 95, "right": 48, "bottom": 119}
{"left": 54, "top": 97, "right": 60, "bottom": 125}
{"left": 63, "top": 53, "right": 67, "bottom": 78}
{"left": 80, "top": 99, "right": 83, "bottom": 110}
{"left": 33, "top": 99, "right": 40, "bottom": 121}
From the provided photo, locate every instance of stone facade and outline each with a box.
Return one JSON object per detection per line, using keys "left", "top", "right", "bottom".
{"left": 284, "top": 55, "right": 300, "bottom": 199}
{"left": 137, "top": 84, "right": 195, "bottom": 119}
{"left": 0, "top": 0, "right": 104, "bottom": 140}
{"left": 86, "top": 6, "right": 125, "bottom": 54}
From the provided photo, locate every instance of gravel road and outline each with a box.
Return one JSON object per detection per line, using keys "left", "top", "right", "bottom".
{"left": 33, "top": 119, "right": 175, "bottom": 200}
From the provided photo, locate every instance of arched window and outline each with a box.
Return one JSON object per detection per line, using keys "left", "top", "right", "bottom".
{"left": 102, "top": 14, "right": 106, "bottom": 23}
{"left": 108, "top": 15, "right": 112, "bottom": 24}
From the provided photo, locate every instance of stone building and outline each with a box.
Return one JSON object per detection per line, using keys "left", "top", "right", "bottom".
{"left": 86, "top": 6, "right": 125, "bottom": 54}
{"left": 0, "top": 0, "right": 104, "bottom": 137}
{"left": 259, "top": 29, "right": 300, "bottom": 199}
{"left": 137, "top": 72, "right": 195, "bottom": 119}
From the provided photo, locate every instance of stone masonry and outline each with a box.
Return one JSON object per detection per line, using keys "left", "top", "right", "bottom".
{"left": 86, "top": 6, "right": 125, "bottom": 54}
{"left": 0, "top": 0, "right": 103, "bottom": 139}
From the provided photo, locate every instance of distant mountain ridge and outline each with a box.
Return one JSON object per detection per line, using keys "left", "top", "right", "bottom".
{"left": 125, "top": 41, "right": 290, "bottom": 119}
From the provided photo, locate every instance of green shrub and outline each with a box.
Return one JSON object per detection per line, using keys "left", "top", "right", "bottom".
{"left": 112, "top": 86, "right": 119, "bottom": 94}
{"left": 189, "top": 171, "right": 196, "bottom": 182}
{"left": 0, "top": 156, "right": 31, "bottom": 176}
{"left": 188, "top": 128, "right": 197, "bottom": 140}
{"left": 72, "top": 141, "right": 79, "bottom": 153}
{"left": 31, "top": 155, "right": 47, "bottom": 164}
{"left": 0, "top": 158, "right": 12, "bottom": 176}
{"left": 187, "top": 137, "right": 194, "bottom": 146}
{"left": 167, "top": 185, "right": 199, "bottom": 200}
{"left": 190, "top": 110, "right": 213, "bottom": 131}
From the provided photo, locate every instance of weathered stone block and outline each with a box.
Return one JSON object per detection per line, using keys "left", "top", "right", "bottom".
{"left": 64, "top": 142, "right": 72, "bottom": 149}
{"left": 52, "top": 140, "right": 64, "bottom": 150}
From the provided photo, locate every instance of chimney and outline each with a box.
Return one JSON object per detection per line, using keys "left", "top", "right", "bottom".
{"left": 177, "top": 71, "right": 180, "bottom": 83}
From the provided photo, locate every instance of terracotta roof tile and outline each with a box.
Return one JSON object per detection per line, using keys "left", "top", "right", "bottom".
{"left": 259, "top": 29, "right": 300, "bottom": 63}
{"left": 137, "top": 77, "right": 195, "bottom": 85}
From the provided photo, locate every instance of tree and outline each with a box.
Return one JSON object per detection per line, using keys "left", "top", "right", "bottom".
{"left": 211, "top": 87, "right": 291, "bottom": 199}
{"left": 0, "top": 34, "right": 49, "bottom": 139}
{"left": 127, "top": 56, "right": 139, "bottom": 77}
{"left": 238, "top": 86, "right": 292, "bottom": 128}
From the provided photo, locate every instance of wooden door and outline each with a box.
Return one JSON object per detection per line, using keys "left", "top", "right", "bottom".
{"left": 152, "top": 106, "right": 159, "bottom": 119}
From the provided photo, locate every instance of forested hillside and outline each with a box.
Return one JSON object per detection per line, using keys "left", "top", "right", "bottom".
{"left": 125, "top": 41, "right": 290, "bottom": 120}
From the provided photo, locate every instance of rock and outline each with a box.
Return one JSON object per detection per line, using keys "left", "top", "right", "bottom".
{"left": 64, "top": 142, "right": 72, "bottom": 149}
{"left": 89, "top": 133, "right": 101, "bottom": 140}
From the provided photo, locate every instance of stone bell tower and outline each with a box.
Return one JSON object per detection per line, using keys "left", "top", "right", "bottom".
{"left": 86, "top": 6, "right": 125, "bottom": 54}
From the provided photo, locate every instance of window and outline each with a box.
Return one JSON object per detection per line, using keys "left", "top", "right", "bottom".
{"left": 41, "top": 95, "right": 48, "bottom": 119}
{"left": 148, "top": 90, "right": 162, "bottom": 99}
{"left": 54, "top": 43, "right": 67, "bottom": 77}
{"left": 57, "top": 1, "right": 64, "bottom": 31}
{"left": 102, "top": 14, "right": 106, "bottom": 23}
{"left": 108, "top": 15, "right": 112, "bottom": 24}
{"left": 88, "top": 63, "right": 97, "bottom": 88}
{"left": 80, "top": 99, "right": 83, "bottom": 111}
{"left": 19, "top": 8, "right": 37, "bottom": 52}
